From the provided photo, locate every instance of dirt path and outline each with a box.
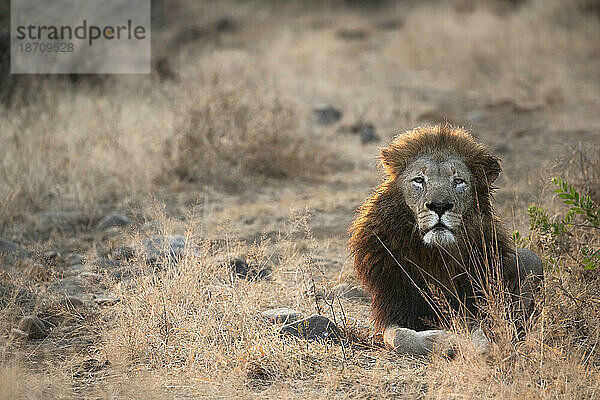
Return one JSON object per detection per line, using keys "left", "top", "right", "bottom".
{"left": 2, "top": 1, "right": 600, "bottom": 398}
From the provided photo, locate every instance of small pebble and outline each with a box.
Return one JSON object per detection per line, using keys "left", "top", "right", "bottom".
{"left": 96, "top": 213, "right": 131, "bottom": 231}
{"left": 313, "top": 104, "right": 342, "bottom": 125}
{"left": 18, "top": 316, "right": 48, "bottom": 339}
{"left": 280, "top": 314, "right": 342, "bottom": 342}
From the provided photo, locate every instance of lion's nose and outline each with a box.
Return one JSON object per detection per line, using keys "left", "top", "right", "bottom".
{"left": 426, "top": 201, "right": 454, "bottom": 216}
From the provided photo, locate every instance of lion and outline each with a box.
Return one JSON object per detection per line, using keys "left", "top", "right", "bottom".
{"left": 349, "top": 125, "right": 543, "bottom": 355}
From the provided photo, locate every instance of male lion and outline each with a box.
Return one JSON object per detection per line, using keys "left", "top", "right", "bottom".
{"left": 349, "top": 125, "right": 543, "bottom": 355}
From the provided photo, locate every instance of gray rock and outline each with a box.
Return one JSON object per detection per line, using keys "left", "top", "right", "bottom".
{"left": 230, "top": 258, "right": 271, "bottom": 281}
{"left": 214, "top": 16, "right": 237, "bottom": 33}
{"left": 141, "top": 234, "right": 189, "bottom": 265}
{"left": 280, "top": 314, "right": 342, "bottom": 342}
{"left": 66, "top": 253, "right": 84, "bottom": 266}
{"left": 10, "top": 328, "right": 29, "bottom": 341}
{"left": 96, "top": 213, "right": 131, "bottom": 231}
{"left": 49, "top": 276, "right": 87, "bottom": 295}
{"left": 0, "top": 238, "right": 21, "bottom": 253}
{"left": 60, "top": 295, "right": 85, "bottom": 308}
{"left": 329, "top": 283, "right": 370, "bottom": 301}
{"left": 67, "top": 263, "right": 89, "bottom": 273}
{"left": 18, "top": 316, "right": 48, "bottom": 339}
{"left": 341, "top": 121, "right": 380, "bottom": 143}
{"left": 345, "top": 121, "right": 380, "bottom": 144}
{"left": 94, "top": 256, "right": 121, "bottom": 269}
{"left": 64, "top": 263, "right": 93, "bottom": 277}
{"left": 78, "top": 271, "right": 102, "bottom": 282}
{"left": 112, "top": 246, "right": 135, "bottom": 261}
{"left": 0, "top": 238, "right": 29, "bottom": 258}
{"left": 360, "top": 124, "right": 380, "bottom": 144}
{"left": 313, "top": 104, "right": 342, "bottom": 125}
{"left": 94, "top": 294, "right": 120, "bottom": 306}
{"left": 261, "top": 308, "right": 302, "bottom": 324}
{"left": 335, "top": 28, "right": 368, "bottom": 41}
{"left": 377, "top": 18, "right": 403, "bottom": 30}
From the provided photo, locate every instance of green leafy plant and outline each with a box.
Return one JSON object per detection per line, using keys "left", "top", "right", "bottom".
{"left": 552, "top": 177, "right": 599, "bottom": 227}
{"left": 511, "top": 230, "right": 529, "bottom": 248}
{"left": 581, "top": 247, "right": 600, "bottom": 270}
{"left": 527, "top": 177, "right": 599, "bottom": 270}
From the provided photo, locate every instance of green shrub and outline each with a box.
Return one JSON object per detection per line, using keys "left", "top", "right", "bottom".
{"left": 522, "top": 177, "right": 600, "bottom": 270}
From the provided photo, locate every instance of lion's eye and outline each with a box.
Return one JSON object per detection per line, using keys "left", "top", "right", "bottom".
{"left": 412, "top": 177, "right": 425, "bottom": 184}
{"left": 454, "top": 178, "right": 466, "bottom": 185}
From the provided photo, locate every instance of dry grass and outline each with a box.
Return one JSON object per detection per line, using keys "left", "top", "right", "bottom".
{"left": 167, "top": 68, "right": 331, "bottom": 189}
{"left": 0, "top": 364, "right": 70, "bottom": 400}
{"left": 97, "top": 203, "right": 600, "bottom": 398}
{"left": 0, "top": 76, "right": 170, "bottom": 226}
{"left": 0, "top": 55, "right": 331, "bottom": 229}
{"left": 2, "top": 0, "right": 600, "bottom": 398}
{"left": 100, "top": 212, "right": 422, "bottom": 398}
{"left": 384, "top": 0, "right": 600, "bottom": 103}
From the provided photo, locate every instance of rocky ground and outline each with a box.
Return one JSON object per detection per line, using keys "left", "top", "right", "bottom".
{"left": 1, "top": 0, "right": 600, "bottom": 398}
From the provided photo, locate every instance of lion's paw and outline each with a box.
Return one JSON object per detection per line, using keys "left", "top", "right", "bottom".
{"left": 384, "top": 326, "right": 492, "bottom": 357}
{"left": 384, "top": 326, "right": 452, "bottom": 356}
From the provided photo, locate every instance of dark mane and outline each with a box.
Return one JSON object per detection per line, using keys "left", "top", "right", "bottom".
{"left": 349, "top": 125, "right": 513, "bottom": 331}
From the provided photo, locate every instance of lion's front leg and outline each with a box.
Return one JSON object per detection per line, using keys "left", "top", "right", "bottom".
{"left": 383, "top": 326, "right": 452, "bottom": 355}
{"left": 383, "top": 325, "right": 491, "bottom": 356}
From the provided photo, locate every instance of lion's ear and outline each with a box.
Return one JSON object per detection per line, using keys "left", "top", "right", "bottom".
{"left": 379, "top": 146, "right": 394, "bottom": 173}
{"left": 379, "top": 146, "right": 396, "bottom": 175}
{"left": 380, "top": 146, "right": 391, "bottom": 163}
{"left": 484, "top": 155, "right": 501, "bottom": 185}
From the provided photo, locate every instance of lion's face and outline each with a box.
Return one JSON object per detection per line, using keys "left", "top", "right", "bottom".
{"left": 400, "top": 154, "right": 473, "bottom": 247}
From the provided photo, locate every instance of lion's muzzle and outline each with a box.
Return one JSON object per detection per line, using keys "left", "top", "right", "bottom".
{"left": 417, "top": 204, "right": 461, "bottom": 246}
